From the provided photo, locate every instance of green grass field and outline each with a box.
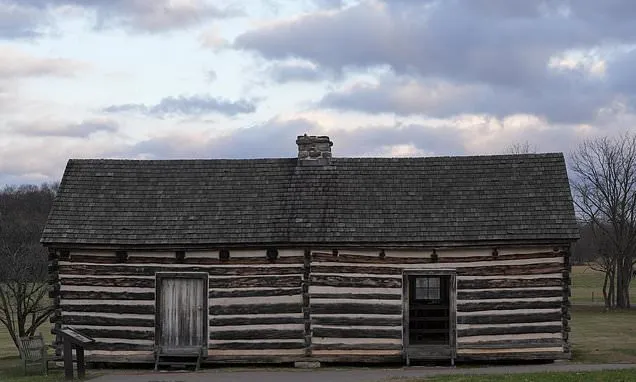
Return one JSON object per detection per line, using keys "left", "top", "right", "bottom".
{"left": 0, "top": 326, "right": 61, "bottom": 381}
{"left": 0, "top": 358, "right": 68, "bottom": 382}
{"left": 569, "top": 265, "right": 636, "bottom": 363}
{"left": 570, "top": 305, "right": 636, "bottom": 363}
{"left": 0, "top": 325, "right": 55, "bottom": 359}
{"left": 412, "top": 368, "right": 636, "bottom": 381}
{"left": 570, "top": 265, "right": 636, "bottom": 305}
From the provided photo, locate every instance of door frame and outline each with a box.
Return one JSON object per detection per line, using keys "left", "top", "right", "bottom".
{"left": 155, "top": 272, "right": 209, "bottom": 350}
{"left": 402, "top": 269, "right": 457, "bottom": 364}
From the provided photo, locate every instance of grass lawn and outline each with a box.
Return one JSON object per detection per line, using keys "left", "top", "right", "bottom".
{"left": 0, "top": 324, "right": 71, "bottom": 381}
{"left": 0, "top": 358, "right": 69, "bottom": 382}
{"left": 0, "top": 348, "right": 103, "bottom": 382}
{"left": 405, "top": 368, "right": 636, "bottom": 381}
{"left": 0, "top": 324, "right": 55, "bottom": 359}
{"left": 569, "top": 265, "right": 636, "bottom": 363}
{"left": 570, "top": 305, "right": 636, "bottom": 363}
{"left": 570, "top": 265, "right": 636, "bottom": 305}
{"left": 567, "top": 265, "right": 636, "bottom": 363}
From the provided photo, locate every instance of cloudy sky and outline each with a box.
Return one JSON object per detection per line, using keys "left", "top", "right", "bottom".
{"left": 1, "top": 0, "right": 635, "bottom": 185}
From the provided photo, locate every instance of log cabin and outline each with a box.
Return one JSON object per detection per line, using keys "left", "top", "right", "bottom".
{"left": 41, "top": 135, "right": 579, "bottom": 366}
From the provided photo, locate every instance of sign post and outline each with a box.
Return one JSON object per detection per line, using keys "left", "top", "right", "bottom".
{"left": 52, "top": 327, "right": 95, "bottom": 380}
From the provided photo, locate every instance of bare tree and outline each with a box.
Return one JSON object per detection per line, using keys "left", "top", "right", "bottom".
{"left": 570, "top": 133, "right": 636, "bottom": 309}
{"left": 0, "top": 184, "right": 56, "bottom": 352}
{"left": 504, "top": 141, "right": 537, "bottom": 154}
{"left": 571, "top": 221, "right": 602, "bottom": 264}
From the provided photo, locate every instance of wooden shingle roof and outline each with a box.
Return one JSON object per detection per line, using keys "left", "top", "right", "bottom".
{"left": 41, "top": 154, "right": 579, "bottom": 247}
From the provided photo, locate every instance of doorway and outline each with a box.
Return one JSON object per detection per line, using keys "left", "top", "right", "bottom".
{"left": 403, "top": 270, "right": 456, "bottom": 364}
{"left": 155, "top": 273, "right": 208, "bottom": 353}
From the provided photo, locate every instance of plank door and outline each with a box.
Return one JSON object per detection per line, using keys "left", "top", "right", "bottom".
{"left": 156, "top": 273, "right": 208, "bottom": 352}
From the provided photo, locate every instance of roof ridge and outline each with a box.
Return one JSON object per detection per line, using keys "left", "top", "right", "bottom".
{"left": 65, "top": 152, "right": 564, "bottom": 163}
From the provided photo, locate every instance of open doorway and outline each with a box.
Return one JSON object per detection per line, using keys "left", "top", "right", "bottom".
{"left": 403, "top": 270, "right": 456, "bottom": 365}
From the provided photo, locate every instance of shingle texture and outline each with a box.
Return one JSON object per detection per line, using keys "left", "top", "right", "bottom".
{"left": 41, "top": 154, "right": 579, "bottom": 246}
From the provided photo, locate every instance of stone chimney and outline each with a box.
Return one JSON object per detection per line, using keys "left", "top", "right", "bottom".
{"left": 296, "top": 134, "right": 333, "bottom": 166}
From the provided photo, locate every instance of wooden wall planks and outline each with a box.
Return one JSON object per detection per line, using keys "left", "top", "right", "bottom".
{"left": 308, "top": 247, "right": 568, "bottom": 361}
{"left": 52, "top": 246, "right": 570, "bottom": 363}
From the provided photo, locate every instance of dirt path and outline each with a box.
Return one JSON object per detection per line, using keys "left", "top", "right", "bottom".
{"left": 89, "top": 363, "right": 636, "bottom": 382}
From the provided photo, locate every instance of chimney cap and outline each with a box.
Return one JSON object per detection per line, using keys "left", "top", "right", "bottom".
{"left": 296, "top": 134, "right": 332, "bottom": 145}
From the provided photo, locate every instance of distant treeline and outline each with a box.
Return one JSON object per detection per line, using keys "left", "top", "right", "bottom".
{"left": 0, "top": 183, "right": 58, "bottom": 282}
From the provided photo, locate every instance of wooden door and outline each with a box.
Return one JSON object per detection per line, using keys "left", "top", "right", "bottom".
{"left": 156, "top": 273, "right": 208, "bottom": 351}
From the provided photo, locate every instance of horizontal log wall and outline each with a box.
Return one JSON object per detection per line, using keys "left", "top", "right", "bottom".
{"left": 451, "top": 247, "right": 567, "bottom": 359}
{"left": 310, "top": 246, "right": 567, "bottom": 361}
{"left": 206, "top": 249, "right": 305, "bottom": 359}
{"left": 52, "top": 245, "right": 570, "bottom": 363}
{"left": 309, "top": 254, "right": 404, "bottom": 358}
{"left": 55, "top": 249, "right": 306, "bottom": 362}
{"left": 47, "top": 249, "right": 62, "bottom": 357}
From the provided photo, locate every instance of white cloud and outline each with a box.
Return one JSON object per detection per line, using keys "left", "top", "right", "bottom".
{"left": 0, "top": 81, "right": 16, "bottom": 112}
{"left": 0, "top": 45, "right": 89, "bottom": 78}
{"left": 0, "top": 0, "right": 242, "bottom": 37}
{"left": 373, "top": 143, "right": 431, "bottom": 158}
{"left": 0, "top": 1, "right": 49, "bottom": 39}
{"left": 235, "top": 1, "right": 636, "bottom": 123}
{"left": 199, "top": 26, "right": 229, "bottom": 50}
{"left": 103, "top": 94, "right": 258, "bottom": 118}
{"left": 0, "top": 133, "right": 125, "bottom": 184}
{"left": 9, "top": 117, "right": 119, "bottom": 138}
{"left": 3, "top": 0, "right": 636, "bottom": 187}
{"left": 267, "top": 59, "right": 333, "bottom": 83}
{"left": 548, "top": 48, "right": 608, "bottom": 77}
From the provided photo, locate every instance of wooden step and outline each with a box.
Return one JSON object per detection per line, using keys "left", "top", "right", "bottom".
{"left": 154, "top": 352, "right": 203, "bottom": 372}
{"left": 158, "top": 363, "right": 197, "bottom": 368}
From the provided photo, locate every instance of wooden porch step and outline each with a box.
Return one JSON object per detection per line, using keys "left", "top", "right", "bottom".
{"left": 156, "top": 362, "right": 198, "bottom": 368}
{"left": 154, "top": 350, "right": 204, "bottom": 372}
